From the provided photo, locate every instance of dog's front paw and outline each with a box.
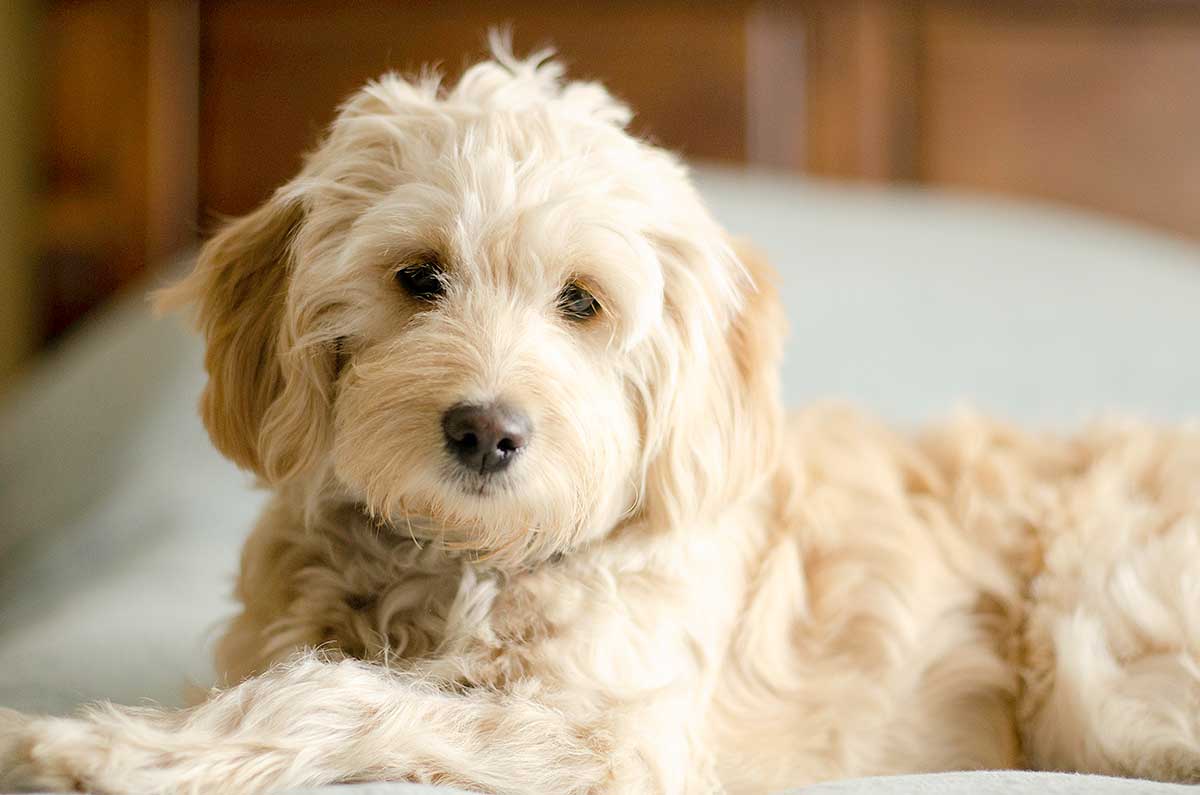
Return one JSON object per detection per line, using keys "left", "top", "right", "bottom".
{"left": 0, "top": 708, "right": 92, "bottom": 793}
{"left": 0, "top": 707, "right": 49, "bottom": 792}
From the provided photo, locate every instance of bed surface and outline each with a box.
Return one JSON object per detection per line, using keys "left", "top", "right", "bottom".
{"left": 2, "top": 166, "right": 1198, "bottom": 793}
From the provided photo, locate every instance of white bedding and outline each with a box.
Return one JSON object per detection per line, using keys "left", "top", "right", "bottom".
{"left": 2, "top": 166, "right": 1198, "bottom": 792}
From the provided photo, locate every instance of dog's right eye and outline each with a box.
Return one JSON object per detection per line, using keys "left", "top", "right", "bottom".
{"left": 395, "top": 263, "right": 445, "bottom": 301}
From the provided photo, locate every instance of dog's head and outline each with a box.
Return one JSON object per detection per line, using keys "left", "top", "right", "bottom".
{"left": 163, "top": 42, "right": 785, "bottom": 565}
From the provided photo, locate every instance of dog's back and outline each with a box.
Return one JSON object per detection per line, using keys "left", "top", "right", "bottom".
{"left": 710, "top": 405, "right": 1200, "bottom": 789}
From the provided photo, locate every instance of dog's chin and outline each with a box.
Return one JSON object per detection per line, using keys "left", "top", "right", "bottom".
{"left": 447, "top": 470, "right": 514, "bottom": 499}
{"left": 348, "top": 477, "right": 601, "bottom": 566}
{"left": 353, "top": 481, "right": 536, "bottom": 549}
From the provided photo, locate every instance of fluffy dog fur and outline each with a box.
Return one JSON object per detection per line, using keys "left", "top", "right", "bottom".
{"left": 4, "top": 40, "right": 1200, "bottom": 795}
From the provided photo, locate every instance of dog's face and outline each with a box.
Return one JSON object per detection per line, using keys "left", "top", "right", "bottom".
{"left": 165, "top": 48, "right": 784, "bottom": 565}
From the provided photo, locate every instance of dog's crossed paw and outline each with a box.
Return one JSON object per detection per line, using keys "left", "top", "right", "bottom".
{"left": 0, "top": 708, "right": 90, "bottom": 794}
{"left": 0, "top": 707, "right": 39, "bottom": 793}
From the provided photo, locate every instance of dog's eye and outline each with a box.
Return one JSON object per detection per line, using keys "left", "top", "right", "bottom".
{"left": 557, "top": 282, "right": 599, "bottom": 320}
{"left": 395, "top": 262, "right": 445, "bottom": 301}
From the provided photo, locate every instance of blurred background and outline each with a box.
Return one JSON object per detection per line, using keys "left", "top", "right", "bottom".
{"left": 1, "top": 0, "right": 1199, "bottom": 388}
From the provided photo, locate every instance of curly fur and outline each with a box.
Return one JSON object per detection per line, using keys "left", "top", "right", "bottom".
{"left": 3, "top": 37, "right": 1200, "bottom": 795}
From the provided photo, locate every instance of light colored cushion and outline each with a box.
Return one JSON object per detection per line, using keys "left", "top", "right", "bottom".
{"left": 695, "top": 166, "right": 1200, "bottom": 425}
{"left": 273, "top": 773, "right": 1197, "bottom": 795}
{"left": 789, "top": 771, "right": 1195, "bottom": 794}
{"left": 0, "top": 282, "right": 256, "bottom": 713}
{"left": 12, "top": 771, "right": 1192, "bottom": 795}
{"left": 279, "top": 786, "right": 478, "bottom": 795}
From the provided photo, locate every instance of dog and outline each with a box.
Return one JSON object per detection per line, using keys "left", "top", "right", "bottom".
{"left": 4, "top": 39, "right": 1200, "bottom": 795}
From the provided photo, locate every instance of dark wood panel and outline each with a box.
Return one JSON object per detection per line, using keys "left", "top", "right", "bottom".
{"left": 38, "top": 0, "right": 198, "bottom": 343}
{"left": 199, "top": 0, "right": 751, "bottom": 216}
{"left": 920, "top": 2, "right": 1200, "bottom": 238}
{"left": 40, "top": 1, "right": 149, "bottom": 340}
{"left": 797, "top": 0, "right": 919, "bottom": 180}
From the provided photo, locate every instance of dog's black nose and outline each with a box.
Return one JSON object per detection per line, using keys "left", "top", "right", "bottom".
{"left": 442, "top": 402, "right": 531, "bottom": 475}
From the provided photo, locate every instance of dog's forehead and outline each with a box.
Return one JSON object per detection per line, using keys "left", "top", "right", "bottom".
{"left": 412, "top": 113, "right": 647, "bottom": 203}
{"left": 315, "top": 92, "right": 694, "bottom": 252}
{"left": 346, "top": 112, "right": 663, "bottom": 266}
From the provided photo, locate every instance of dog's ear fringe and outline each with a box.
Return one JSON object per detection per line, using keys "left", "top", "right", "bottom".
{"left": 634, "top": 239, "right": 787, "bottom": 531}
{"left": 155, "top": 193, "right": 330, "bottom": 482}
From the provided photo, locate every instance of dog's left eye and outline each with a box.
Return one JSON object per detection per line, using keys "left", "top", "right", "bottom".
{"left": 557, "top": 282, "right": 600, "bottom": 320}
{"left": 395, "top": 263, "right": 445, "bottom": 301}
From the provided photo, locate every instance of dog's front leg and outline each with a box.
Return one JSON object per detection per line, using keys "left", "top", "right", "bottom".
{"left": 0, "top": 652, "right": 693, "bottom": 795}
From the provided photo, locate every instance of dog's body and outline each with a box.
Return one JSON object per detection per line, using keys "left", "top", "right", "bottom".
{"left": 4, "top": 44, "right": 1200, "bottom": 795}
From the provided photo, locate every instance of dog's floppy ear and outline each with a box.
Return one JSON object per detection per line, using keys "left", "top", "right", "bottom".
{"left": 157, "top": 190, "right": 331, "bottom": 482}
{"left": 636, "top": 240, "right": 786, "bottom": 529}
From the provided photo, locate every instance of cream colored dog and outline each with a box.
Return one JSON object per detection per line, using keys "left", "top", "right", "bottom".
{"left": 4, "top": 41, "right": 1200, "bottom": 795}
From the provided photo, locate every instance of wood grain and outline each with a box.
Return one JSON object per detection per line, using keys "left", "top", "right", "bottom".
{"left": 920, "top": 2, "right": 1200, "bottom": 237}
{"left": 799, "top": 0, "right": 919, "bottom": 180}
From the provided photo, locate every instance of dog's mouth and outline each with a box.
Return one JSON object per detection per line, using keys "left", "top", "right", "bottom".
{"left": 350, "top": 476, "right": 513, "bottom": 536}
{"left": 445, "top": 466, "right": 516, "bottom": 499}
{"left": 353, "top": 499, "right": 548, "bottom": 564}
